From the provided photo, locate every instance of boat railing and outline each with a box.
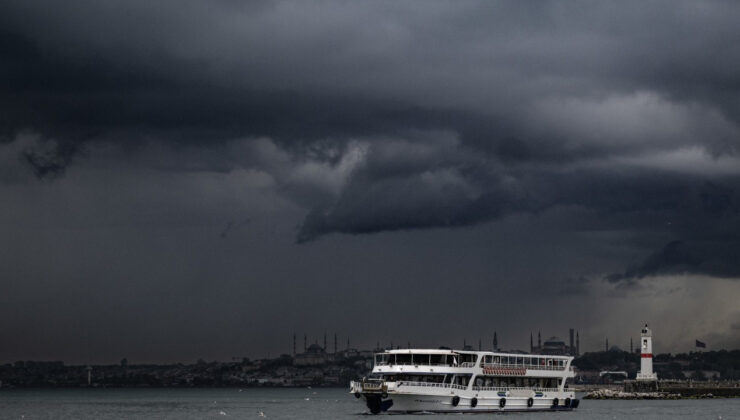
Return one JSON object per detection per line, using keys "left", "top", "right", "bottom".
{"left": 471, "top": 386, "right": 561, "bottom": 392}
{"left": 350, "top": 378, "right": 386, "bottom": 393}
{"left": 481, "top": 363, "right": 567, "bottom": 371}
{"left": 375, "top": 362, "right": 574, "bottom": 372}
{"left": 376, "top": 362, "right": 457, "bottom": 367}
{"left": 396, "top": 381, "right": 467, "bottom": 390}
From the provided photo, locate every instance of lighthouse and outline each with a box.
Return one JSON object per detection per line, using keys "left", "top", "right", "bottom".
{"left": 636, "top": 323, "right": 658, "bottom": 381}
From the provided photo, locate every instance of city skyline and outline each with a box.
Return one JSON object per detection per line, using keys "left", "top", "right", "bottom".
{"left": 2, "top": 1, "right": 740, "bottom": 364}
{"left": 0, "top": 326, "right": 720, "bottom": 365}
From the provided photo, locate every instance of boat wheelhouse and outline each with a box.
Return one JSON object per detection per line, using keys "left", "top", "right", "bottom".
{"left": 350, "top": 348, "right": 578, "bottom": 414}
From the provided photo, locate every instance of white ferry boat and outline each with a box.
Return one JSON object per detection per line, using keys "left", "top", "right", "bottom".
{"left": 350, "top": 348, "right": 578, "bottom": 414}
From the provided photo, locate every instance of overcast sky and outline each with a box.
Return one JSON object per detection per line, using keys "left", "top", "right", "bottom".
{"left": 2, "top": 0, "right": 740, "bottom": 364}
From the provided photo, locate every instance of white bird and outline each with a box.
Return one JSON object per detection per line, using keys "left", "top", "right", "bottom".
{"left": 258, "top": 411, "right": 266, "bottom": 417}
{"left": 219, "top": 411, "right": 227, "bottom": 416}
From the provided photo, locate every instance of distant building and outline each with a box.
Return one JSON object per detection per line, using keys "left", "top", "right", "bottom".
{"left": 530, "top": 329, "right": 579, "bottom": 356}
{"left": 293, "top": 344, "right": 328, "bottom": 366}
{"left": 341, "top": 348, "right": 360, "bottom": 359}
{"left": 540, "top": 336, "right": 568, "bottom": 355}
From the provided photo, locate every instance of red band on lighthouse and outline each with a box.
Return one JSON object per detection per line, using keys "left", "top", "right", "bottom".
{"left": 641, "top": 353, "right": 652, "bottom": 358}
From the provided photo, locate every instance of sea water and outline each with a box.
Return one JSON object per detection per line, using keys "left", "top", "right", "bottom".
{"left": 0, "top": 388, "right": 738, "bottom": 419}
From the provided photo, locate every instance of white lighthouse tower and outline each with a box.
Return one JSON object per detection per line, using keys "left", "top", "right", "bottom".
{"left": 636, "top": 323, "right": 657, "bottom": 381}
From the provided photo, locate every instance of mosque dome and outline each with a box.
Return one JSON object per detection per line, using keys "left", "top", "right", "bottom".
{"left": 306, "top": 343, "right": 325, "bottom": 353}
{"left": 544, "top": 337, "right": 565, "bottom": 346}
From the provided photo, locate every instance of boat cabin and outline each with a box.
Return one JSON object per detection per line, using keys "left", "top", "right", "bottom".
{"left": 375, "top": 350, "right": 568, "bottom": 370}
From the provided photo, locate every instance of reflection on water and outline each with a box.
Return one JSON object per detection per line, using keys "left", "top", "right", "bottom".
{"left": 0, "top": 388, "right": 739, "bottom": 419}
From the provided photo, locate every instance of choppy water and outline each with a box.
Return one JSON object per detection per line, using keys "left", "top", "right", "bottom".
{"left": 0, "top": 388, "right": 738, "bottom": 419}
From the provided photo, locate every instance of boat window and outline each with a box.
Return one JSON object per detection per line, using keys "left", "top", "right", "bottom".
{"left": 375, "top": 354, "right": 390, "bottom": 365}
{"left": 458, "top": 353, "right": 477, "bottom": 366}
{"left": 411, "top": 354, "right": 431, "bottom": 365}
{"left": 516, "top": 356, "right": 523, "bottom": 366}
{"left": 430, "top": 354, "right": 446, "bottom": 365}
{"left": 398, "top": 354, "right": 413, "bottom": 365}
{"left": 527, "top": 378, "right": 547, "bottom": 387}
{"left": 452, "top": 374, "right": 472, "bottom": 386}
{"left": 387, "top": 374, "right": 445, "bottom": 383}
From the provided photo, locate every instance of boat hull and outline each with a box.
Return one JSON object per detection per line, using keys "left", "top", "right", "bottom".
{"left": 360, "top": 390, "right": 578, "bottom": 414}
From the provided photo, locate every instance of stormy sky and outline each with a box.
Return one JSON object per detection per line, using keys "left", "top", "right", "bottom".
{"left": 2, "top": 0, "right": 740, "bottom": 364}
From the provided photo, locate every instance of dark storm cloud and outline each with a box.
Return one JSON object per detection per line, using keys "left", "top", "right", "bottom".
{"left": 600, "top": 179, "right": 740, "bottom": 283}
{"left": 607, "top": 239, "right": 740, "bottom": 284}
{"left": 3, "top": 1, "right": 739, "bottom": 150}
{"left": 22, "top": 139, "right": 81, "bottom": 179}
{"left": 297, "top": 173, "right": 520, "bottom": 243}
{"left": 2, "top": 0, "right": 740, "bottom": 283}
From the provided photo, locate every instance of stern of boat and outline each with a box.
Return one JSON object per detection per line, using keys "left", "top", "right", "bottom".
{"left": 350, "top": 378, "right": 394, "bottom": 414}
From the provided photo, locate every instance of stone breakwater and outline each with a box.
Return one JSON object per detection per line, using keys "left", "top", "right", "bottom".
{"left": 584, "top": 389, "right": 680, "bottom": 400}
{"left": 584, "top": 388, "right": 739, "bottom": 400}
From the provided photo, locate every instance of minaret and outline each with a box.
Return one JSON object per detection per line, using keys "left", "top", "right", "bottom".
{"left": 347, "top": 338, "right": 350, "bottom": 350}
{"left": 293, "top": 333, "right": 296, "bottom": 356}
{"left": 304, "top": 334, "right": 307, "bottom": 351}
{"left": 493, "top": 332, "right": 498, "bottom": 351}
{"left": 538, "top": 331, "right": 541, "bottom": 348}
{"left": 478, "top": 338, "right": 482, "bottom": 351}
{"left": 636, "top": 324, "right": 658, "bottom": 380}
{"left": 530, "top": 332, "right": 534, "bottom": 353}
{"left": 630, "top": 337, "right": 633, "bottom": 353}
{"left": 569, "top": 329, "right": 575, "bottom": 355}
{"left": 323, "top": 333, "right": 327, "bottom": 351}
{"left": 334, "top": 334, "right": 337, "bottom": 354}
{"left": 605, "top": 337, "right": 609, "bottom": 352}
{"left": 576, "top": 331, "right": 580, "bottom": 356}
